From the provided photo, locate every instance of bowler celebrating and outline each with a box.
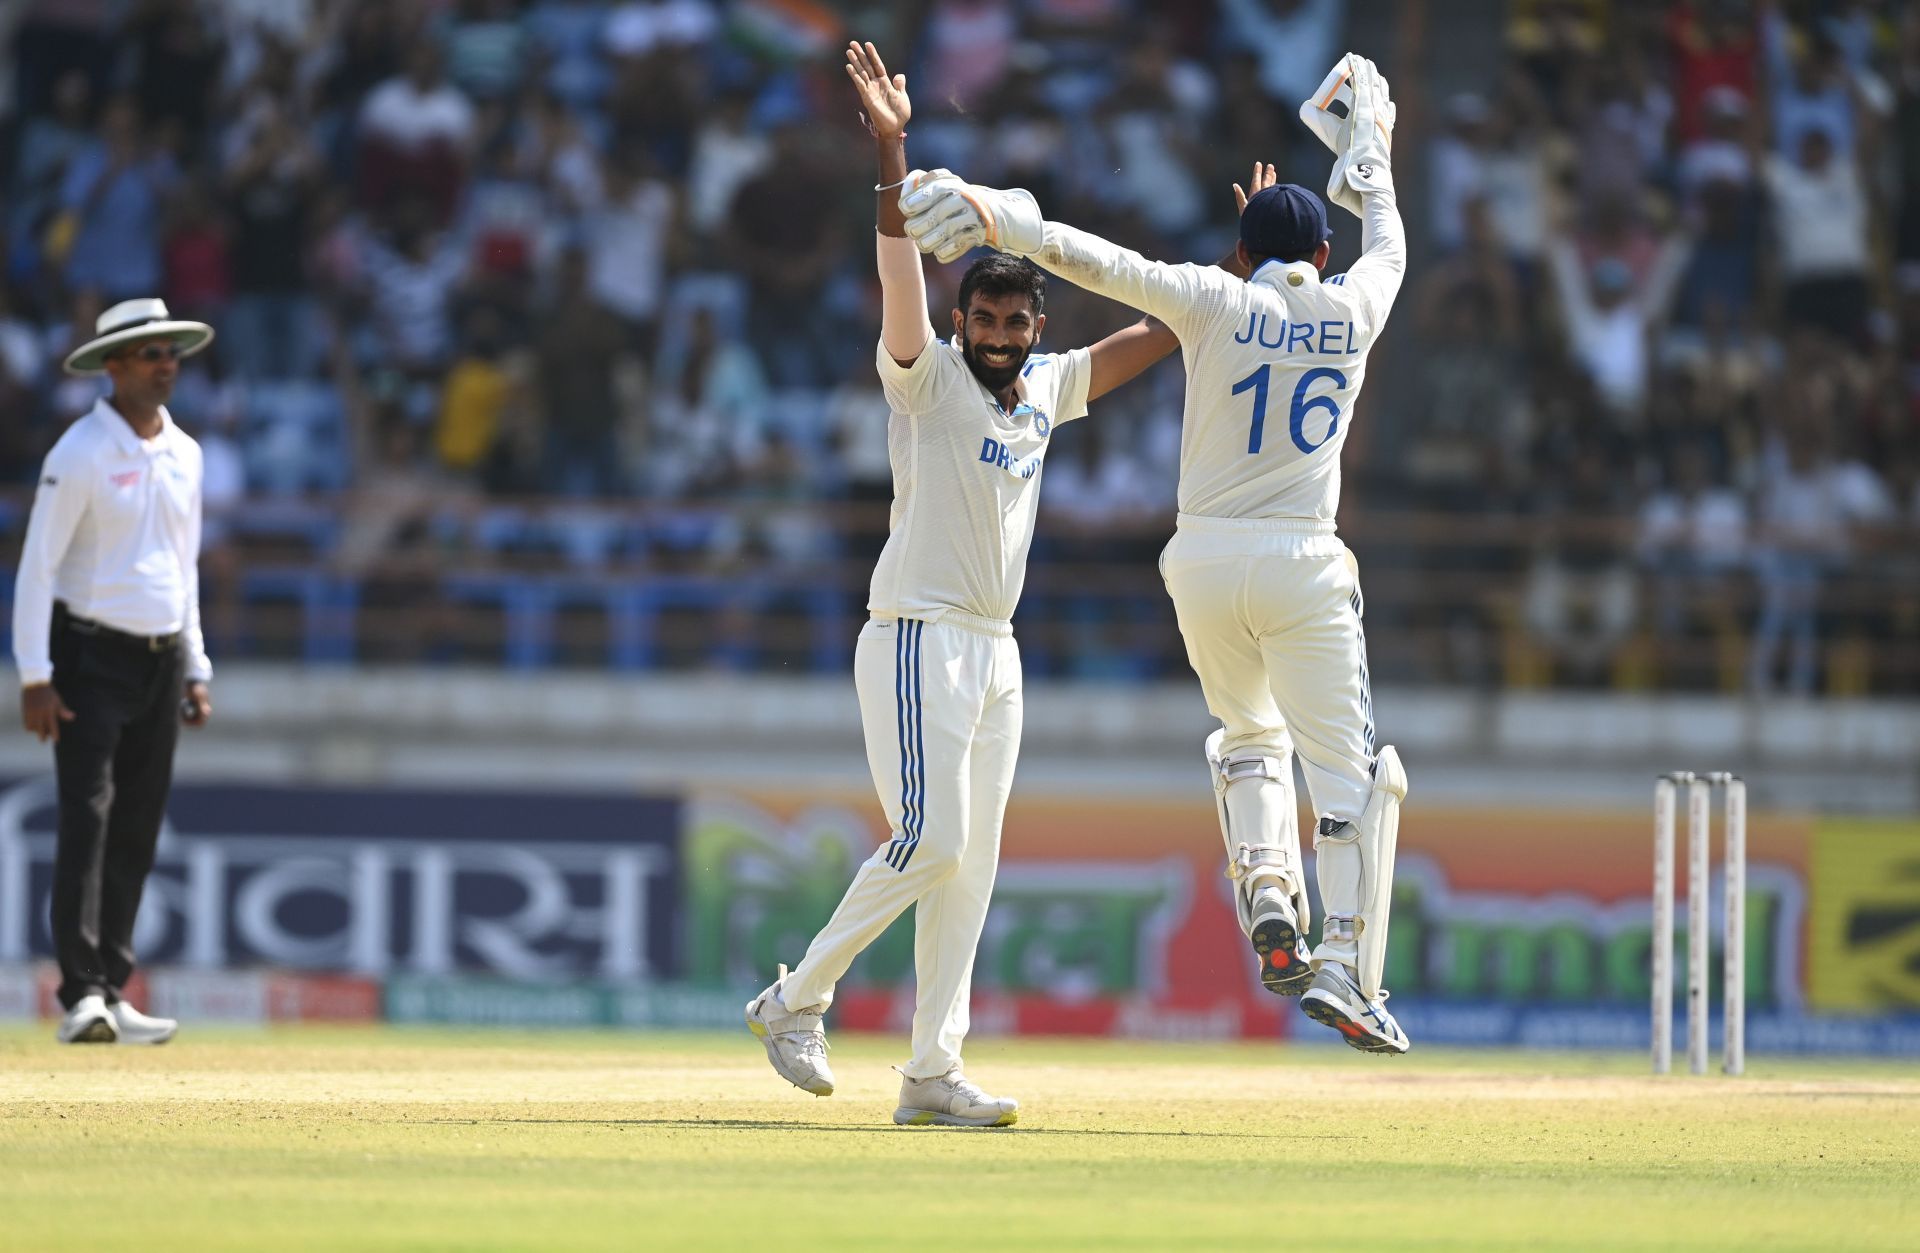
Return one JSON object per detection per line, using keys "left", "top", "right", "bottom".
{"left": 743, "top": 43, "right": 1180, "bottom": 1125}
{"left": 898, "top": 55, "right": 1413, "bottom": 1052}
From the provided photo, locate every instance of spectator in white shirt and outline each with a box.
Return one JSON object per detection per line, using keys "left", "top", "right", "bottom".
{"left": 1763, "top": 125, "right": 1872, "bottom": 342}
{"left": 1548, "top": 250, "right": 1653, "bottom": 415}
{"left": 1429, "top": 93, "right": 1492, "bottom": 255}
{"left": 1746, "top": 409, "right": 1890, "bottom": 694}
{"left": 1219, "top": 0, "right": 1343, "bottom": 104}
{"left": 603, "top": 0, "right": 718, "bottom": 60}
{"left": 584, "top": 152, "right": 676, "bottom": 354}
{"left": 684, "top": 90, "right": 769, "bottom": 239}
{"left": 1637, "top": 440, "right": 1748, "bottom": 653}
{"left": 921, "top": 0, "right": 1018, "bottom": 114}
{"left": 360, "top": 45, "right": 477, "bottom": 153}
{"left": 358, "top": 45, "right": 476, "bottom": 222}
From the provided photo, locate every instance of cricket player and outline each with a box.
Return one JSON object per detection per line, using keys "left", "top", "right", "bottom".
{"left": 743, "top": 42, "right": 1189, "bottom": 1125}
{"left": 897, "top": 54, "right": 1412, "bottom": 1053}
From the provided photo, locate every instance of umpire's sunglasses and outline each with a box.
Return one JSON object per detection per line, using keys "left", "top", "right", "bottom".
{"left": 116, "top": 342, "right": 185, "bottom": 363}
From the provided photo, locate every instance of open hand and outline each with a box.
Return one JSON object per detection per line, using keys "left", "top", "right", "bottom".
{"left": 845, "top": 41, "right": 910, "bottom": 140}
{"left": 1234, "top": 162, "right": 1279, "bottom": 214}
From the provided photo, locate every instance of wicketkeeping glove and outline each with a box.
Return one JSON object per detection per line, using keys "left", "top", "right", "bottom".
{"left": 1298, "top": 56, "right": 1357, "bottom": 157}
{"left": 1300, "top": 54, "right": 1396, "bottom": 218}
{"left": 899, "top": 170, "right": 1044, "bottom": 264}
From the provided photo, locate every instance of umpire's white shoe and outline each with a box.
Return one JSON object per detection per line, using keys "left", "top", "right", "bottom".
{"left": 744, "top": 965, "right": 834, "bottom": 1096}
{"left": 56, "top": 995, "right": 118, "bottom": 1044}
{"left": 1301, "top": 964, "right": 1410, "bottom": 1054}
{"left": 1247, "top": 886, "right": 1313, "bottom": 997}
{"left": 894, "top": 1067, "right": 1019, "bottom": 1127}
{"left": 108, "top": 1000, "right": 177, "bottom": 1045}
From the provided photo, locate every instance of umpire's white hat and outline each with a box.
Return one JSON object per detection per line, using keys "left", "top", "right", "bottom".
{"left": 63, "top": 297, "right": 215, "bottom": 376}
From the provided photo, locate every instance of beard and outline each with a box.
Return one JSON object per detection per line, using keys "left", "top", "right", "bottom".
{"left": 962, "top": 337, "right": 1031, "bottom": 392}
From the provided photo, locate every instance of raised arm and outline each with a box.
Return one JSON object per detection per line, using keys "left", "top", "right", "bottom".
{"left": 1086, "top": 316, "right": 1177, "bottom": 403}
{"left": 846, "top": 41, "right": 933, "bottom": 367}
{"left": 1341, "top": 184, "right": 1407, "bottom": 334}
{"left": 903, "top": 189, "right": 1232, "bottom": 334}
{"left": 1321, "top": 55, "right": 1406, "bottom": 333}
{"left": 1544, "top": 236, "right": 1599, "bottom": 345}
{"left": 1083, "top": 165, "right": 1276, "bottom": 400}
{"left": 897, "top": 165, "right": 1252, "bottom": 339}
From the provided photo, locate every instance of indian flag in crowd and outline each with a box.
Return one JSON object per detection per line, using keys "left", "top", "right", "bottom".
{"left": 728, "top": 0, "right": 844, "bottom": 61}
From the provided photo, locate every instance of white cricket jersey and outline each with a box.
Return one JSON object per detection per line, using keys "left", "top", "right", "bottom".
{"left": 12, "top": 399, "right": 211, "bottom": 685}
{"left": 869, "top": 335, "right": 1092, "bottom": 625}
{"left": 1026, "top": 190, "right": 1407, "bottom": 523}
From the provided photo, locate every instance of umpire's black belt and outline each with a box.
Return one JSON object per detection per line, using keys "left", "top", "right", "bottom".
{"left": 56, "top": 602, "right": 181, "bottom": 652}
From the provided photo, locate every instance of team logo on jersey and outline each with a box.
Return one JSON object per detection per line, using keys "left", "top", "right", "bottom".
{"left": 109, "top": 470, "right": 141, "bottom": 488}
{"left": 1033, "top": 409, "right": 1051, "bottom": 438}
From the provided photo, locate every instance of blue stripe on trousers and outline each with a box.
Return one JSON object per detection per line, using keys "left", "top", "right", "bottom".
{"left": 887, "top": 620, "right": 924, "bottom": 870}
{"left": 1350, "top": 591, "right": 1377, "bottom": 757}
{"left": 887, "top": 620, "right": 913, "bottom": 868}
{"left": 895, "top": 620, "right": 927, "bottom": 870}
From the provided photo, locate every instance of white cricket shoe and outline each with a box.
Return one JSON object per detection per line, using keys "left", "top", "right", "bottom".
{"left": 893, "top": 1067, "right": 1019, "bottom": 1127}
{"left": 1301, "top": 963, "right": 1410, "bottom": 1054}
{"left": 744, "top": 964, "right": 834, "bottom": 1096}
{"left": 56, "top": 995, "right": 118, "bottom": 1044}
{"left": 1247, "top": 885, "right": 1313, "bottom": 997}
{"left": 108, "top": 1000, "right": 177, "bottom": 1045}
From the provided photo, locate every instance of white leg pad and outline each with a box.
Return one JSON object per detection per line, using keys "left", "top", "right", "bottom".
{"left": 1310, "top": 745, "right": 1407, "bottom": 999}
{"left": 1205, "top": 729, "right": 1308, "bottom": 937}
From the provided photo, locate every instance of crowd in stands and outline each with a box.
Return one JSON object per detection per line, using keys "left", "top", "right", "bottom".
{"left": 1407, "top": 0, "right": 1919, "bottom": 693}
{"left": 0, "top": 0, "right": 1916, "bottom": 692}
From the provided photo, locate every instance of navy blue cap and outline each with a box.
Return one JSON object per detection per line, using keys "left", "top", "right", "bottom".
{"left": 1240, "top": 184, "right": 1332, "bottom": 259}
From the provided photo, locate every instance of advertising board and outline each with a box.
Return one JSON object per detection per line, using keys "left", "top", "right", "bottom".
{"left": 0, "top": 776, "right": 682, "bottom": 981}
{"left": 684, "top": 790, "right": 1920, "bottom": 1052}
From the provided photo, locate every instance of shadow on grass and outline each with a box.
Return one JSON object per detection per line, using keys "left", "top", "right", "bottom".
{"left": 411, "top": 1117, "right": 1324, "bottom": 1139}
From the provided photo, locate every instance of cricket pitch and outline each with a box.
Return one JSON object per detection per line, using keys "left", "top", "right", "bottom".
{"left": 2, "top": 1026, "right": 1915, "bottom": 1250}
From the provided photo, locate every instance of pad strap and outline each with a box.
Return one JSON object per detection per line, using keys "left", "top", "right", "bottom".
{"left": 1215, "top": 754, "right": 1285, "bottom": 793}
{"left": 1226, "top": 843, "right": 1293, "bottom": 882}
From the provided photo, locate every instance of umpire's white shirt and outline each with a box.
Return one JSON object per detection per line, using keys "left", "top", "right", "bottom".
{"left": 12, "top": 399, "right": 211, "bottom": 685}
{"left": 868, "top": 336, "right": 1092, "bottom": 624}
{"left": 1024, "top": 192, "right": 1406, "bottom": 522}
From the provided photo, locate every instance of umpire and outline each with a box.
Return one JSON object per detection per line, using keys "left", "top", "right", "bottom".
{"left": 12, "top": 298, "right": 217, "bottom": 1045}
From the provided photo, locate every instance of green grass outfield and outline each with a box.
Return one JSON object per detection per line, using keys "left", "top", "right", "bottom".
{"left": 1, "top": 1026, "right": 1915, "bottom": 1251}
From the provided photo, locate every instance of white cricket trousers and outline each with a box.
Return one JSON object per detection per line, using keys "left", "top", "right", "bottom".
{"left": 1160, "top": 516, "right": 1377, "bottom": 821}
{"left": 781, "top": 613, "right": 1021, "bottom": 1079}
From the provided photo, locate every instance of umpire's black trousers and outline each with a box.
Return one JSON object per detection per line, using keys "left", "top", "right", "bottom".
{"left": 48, "top": 602, "right": 183, "bottom": 1009}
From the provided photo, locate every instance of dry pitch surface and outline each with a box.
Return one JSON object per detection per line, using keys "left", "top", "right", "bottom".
{"left": 1, "top": 1026, "right": 1916, "bottom": 1251}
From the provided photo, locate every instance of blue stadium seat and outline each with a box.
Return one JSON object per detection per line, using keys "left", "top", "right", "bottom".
{"left": 239, "top": 568, "right": 360, "bottom": 663}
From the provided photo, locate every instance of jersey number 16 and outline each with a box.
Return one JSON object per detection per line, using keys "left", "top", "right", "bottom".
{"left": 1231, "top": 364, "right": 1348, "bottom": 456}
